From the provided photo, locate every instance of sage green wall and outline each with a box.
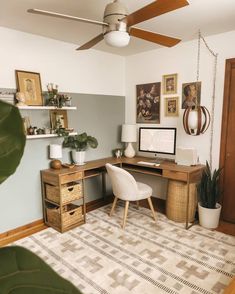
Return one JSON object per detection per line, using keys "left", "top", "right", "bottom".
{"left": 0, "top": 92, "right": 125, "bottom": 233}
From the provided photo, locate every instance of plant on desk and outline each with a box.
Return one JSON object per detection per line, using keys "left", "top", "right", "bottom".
{"left": 197, "top": 161, "right": 222, "bottom": 229}
{"left": 62, "top": 132, "right": 98, "bottom": 165}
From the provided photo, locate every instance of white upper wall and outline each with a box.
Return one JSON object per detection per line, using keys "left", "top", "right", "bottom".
{"left": 125, "top": 30, "right": 235, "bottom": 169}
{"left": 0, "top": 27, "right": 125, "bottom": 96}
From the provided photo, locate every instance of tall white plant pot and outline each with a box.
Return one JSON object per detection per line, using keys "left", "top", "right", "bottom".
{"left": 72, "top": 150, "right": 86, "bottom": 165}
{"left": 198, "top": 203, "right": 222, "bottom": 229}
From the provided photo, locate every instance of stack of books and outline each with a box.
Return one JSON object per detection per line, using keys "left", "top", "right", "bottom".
{"left": 0, "top": 93, "right": 15, "bottom": 104}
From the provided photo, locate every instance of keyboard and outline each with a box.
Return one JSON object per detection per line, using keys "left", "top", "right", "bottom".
{"left": 137, "top": 161, "right": 160, "bottom": 167}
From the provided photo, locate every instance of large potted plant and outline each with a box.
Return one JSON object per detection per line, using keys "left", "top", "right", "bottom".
{"left": 62, "top": 132, "right": 98, "bottom": 165}
{"left": 197, "top": 161, "right": 222, "bottom": 229}
{"left": 0, "top": 100, "right": 26, "bottom": 184}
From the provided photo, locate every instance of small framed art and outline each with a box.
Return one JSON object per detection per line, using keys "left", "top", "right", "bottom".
{"left": 15, "top": 70, "right": 43, "bottom": 106}
{"left": 165, "top": 97, "right": 179, "bottom": 117}
{"left": 182, "top": 81, "right": 201, "bottom": 109}
{"left": 163, "top": 73, "right": 177, "bottom": 95}
{"left": 50, "top": 110, "right": 68, "bottom": 130}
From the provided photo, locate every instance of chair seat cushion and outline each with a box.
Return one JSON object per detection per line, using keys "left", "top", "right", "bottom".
{"left": 137, "top": 182, "right": 152, "bottom": 200}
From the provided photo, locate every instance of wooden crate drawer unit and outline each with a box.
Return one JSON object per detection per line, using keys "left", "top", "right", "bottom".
{"left": 46, "top": 182, "right": 82, "bottom": 204}
{"left": 163, "top": 170, "right": 188, "bottom": 182}
{"left": 46, "top": 204, "right": 83, "bottom": 229}
{"left": 60, "top": 171, "right": 83, "bottom": 184}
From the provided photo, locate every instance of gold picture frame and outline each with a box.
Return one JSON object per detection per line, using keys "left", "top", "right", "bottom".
{"left": 50, "top": 110, "right": 68, "bottom": 130}
{"left": 163, "top": 73, "right": 177, "bottom": 95}
{"left": 15, "top": 70, "right": 43, "bottom": 106}
{"left": 165, "top": 97, "right": 179, "bottom": 117}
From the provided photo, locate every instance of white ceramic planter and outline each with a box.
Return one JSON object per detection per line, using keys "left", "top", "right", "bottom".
{"left": 72, "top": 150, "right": 86, "bottom": 165}
{"left": 198, "top": 203, "right": 222, "bottom": 229}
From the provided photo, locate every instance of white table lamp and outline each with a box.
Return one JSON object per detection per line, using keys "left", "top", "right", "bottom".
{"left": 49, "top": 144, "right": 62, "bottom": 169}
{"left": 121, "top": 124, "right": 137, "bottom": 158}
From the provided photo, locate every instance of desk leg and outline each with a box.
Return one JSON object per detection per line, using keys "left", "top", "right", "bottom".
{"left": 102, "top": 171, "right": 106, "bottom": 198}
{"left": 185, "top": 179, "right": 190, "bottom": 230}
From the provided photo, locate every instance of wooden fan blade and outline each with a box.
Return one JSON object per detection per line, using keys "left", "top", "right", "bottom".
{"left": 122, "top": 0, "right": 189, "bottom": 27}
{"left": 76, "top": 33, "right": 104, "bottom": 50}
{"left": 130, "top": 27, "right": 181, "bottom": 47}
{"left": 27, "top": 9, "right": 108, "bottom": 27}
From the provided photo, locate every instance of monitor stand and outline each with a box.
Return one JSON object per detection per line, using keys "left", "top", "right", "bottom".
{"left": 151, "top": 154, "right": 164, "bottom": 164}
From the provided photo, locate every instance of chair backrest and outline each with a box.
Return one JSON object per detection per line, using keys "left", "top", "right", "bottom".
{"left": 105, "top": 163, "right": 138, "bottom": 201}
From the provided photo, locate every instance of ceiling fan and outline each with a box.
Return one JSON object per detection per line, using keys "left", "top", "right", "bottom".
{"left": 28, "top": 0, "right": 189, "bottom": 50}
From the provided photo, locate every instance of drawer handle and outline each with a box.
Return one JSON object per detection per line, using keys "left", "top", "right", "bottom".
{"left": 68, "top": 187, "right": 74, "bottom": 192}
{"left": 69, "top": 211, "right": 75, "bottom": 216}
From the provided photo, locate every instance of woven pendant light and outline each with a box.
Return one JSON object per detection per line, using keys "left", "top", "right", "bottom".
{"left": 183, "top": 31, "right": 215, "bottom": 136}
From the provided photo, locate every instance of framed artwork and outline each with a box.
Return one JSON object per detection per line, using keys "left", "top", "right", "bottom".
{"left": 165, "top": 97, "right": 179, "bottom": 117}
{"left": 182, "top": 81, "right": 201, "bottom": 109}
{"left": 50, "top": 110, "right": 68, "bottom": 129}
{"left": 163, "top": 73, "right": 177, "bottom": 95}
{"left": 15, "top": 70, "right": 43, "bottom": 106}
{"left": 136, "top": 82, "right": 161, "bottom": 124}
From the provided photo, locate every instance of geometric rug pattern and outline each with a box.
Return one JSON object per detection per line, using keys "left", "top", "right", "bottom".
{"left": 14, "top": 204, "right": 235, "bottom": 294}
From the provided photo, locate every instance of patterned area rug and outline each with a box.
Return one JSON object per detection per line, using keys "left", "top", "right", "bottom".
{"left": 14, "top": 204, "right": 235, "bottom": 294}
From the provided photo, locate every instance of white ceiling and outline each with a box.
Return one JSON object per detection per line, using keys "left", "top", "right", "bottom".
{"left": 0, "top": 0, "right": 235, "bottom": 56}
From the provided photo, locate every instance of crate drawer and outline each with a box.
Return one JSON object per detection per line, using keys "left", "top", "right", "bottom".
{"left": 163, "top": 169, "right": 188, "bottom": 182}
{"left": 46, "top": 182, "right": 82, "bottom": 204}
{"left": 46, "top": 204, "right": 83, "bottom": 229}
{"left": 60, "top": 171, "right": 83, "bottom": 184}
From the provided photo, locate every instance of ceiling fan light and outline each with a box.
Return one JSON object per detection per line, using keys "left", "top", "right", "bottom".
{"left": 104, "top": 31, "right": 130, "bottom": 47}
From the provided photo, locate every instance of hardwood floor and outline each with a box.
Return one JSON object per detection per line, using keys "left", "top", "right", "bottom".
{"left": 141, "top": 198, "right": 235, "bottom": 237}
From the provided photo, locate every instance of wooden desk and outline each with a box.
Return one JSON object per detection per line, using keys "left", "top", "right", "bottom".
{"left": 41, "top": 156, "right": 204, "bottom": 231}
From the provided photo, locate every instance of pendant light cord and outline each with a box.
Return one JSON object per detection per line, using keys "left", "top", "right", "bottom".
{"left": 196, "top": 30, "right": 218, "bottom": 168}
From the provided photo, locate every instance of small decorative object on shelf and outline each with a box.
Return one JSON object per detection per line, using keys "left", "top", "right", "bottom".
{"left": 46, "top": 83, "right": 72, "bottom": 108}
{"left": 15, "top": 92, "right": 27, "bottom": 106}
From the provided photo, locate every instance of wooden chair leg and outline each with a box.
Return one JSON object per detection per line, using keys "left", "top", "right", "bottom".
{"left": 122, "top": 201, "right": 129, "bottom": 229}
{"left": 147, "top": 197, "right": 157, "bottom": 221}
{"left": 110, "top": 196, "right": 118, "bottom": 216}
{"left": 136, "top": 200, "right": 140, "bottom": 210}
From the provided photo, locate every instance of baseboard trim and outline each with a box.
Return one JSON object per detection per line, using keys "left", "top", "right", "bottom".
{"left": 0, "top": 196, "right": 114, "bottom": 246}
{"left": 0, "top": 219, "right": 47, "bottom": 247}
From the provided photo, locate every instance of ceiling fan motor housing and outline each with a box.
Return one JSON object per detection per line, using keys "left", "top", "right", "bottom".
{"left": 103, "top": 0, "right": 128, "bottom": 34}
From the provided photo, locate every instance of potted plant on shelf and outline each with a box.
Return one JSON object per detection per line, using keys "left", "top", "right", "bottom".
{"left": 62, "top": 132, "right": 98, "bottom": 165}
{"left": 197, "top": 161, "right": 222, "bottom": 229}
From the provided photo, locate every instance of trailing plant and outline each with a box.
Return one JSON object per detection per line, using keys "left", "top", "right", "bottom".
{"left": 0, "top": 101, "right": 26, "bottom": 184}
{"left": 62, "top": 132, "right": 98, "bottom": 151}
{"left": 197, "top": 161, "right": 222, "bottom": 209}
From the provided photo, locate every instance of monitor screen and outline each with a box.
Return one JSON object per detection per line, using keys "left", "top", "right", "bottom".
{"left": 139, "top": 127, "right": 177, "bottom": 155}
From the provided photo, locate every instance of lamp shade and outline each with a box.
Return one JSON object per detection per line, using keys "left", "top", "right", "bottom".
{"left": 49, "top": 144, "right": 62, "bottom": 159}
{"left": 121, "top": 124, "right": 137, "bottom": 142}
{"left": 104, "top": 31, "right": 130, "bottom": 48}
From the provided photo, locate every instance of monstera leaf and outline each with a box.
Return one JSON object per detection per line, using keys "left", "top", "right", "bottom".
{"left": 0, "top": 101, "right": 26, "bottom": 184}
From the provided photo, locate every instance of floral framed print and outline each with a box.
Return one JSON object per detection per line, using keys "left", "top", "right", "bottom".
{"left": 15, "top": 70, "right": 43, "bottom": 106}
{"left": 165, "top": 97, "right": 179, "bottom": 117}
{"left": 136, "top": 82, "right": 161, "bottom": 124}
{"left": 163, "top": 73, "right": 177, "bottom": 95}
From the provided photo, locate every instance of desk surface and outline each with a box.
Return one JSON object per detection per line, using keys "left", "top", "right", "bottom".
{"left": 42, "top": 156, "right": 204, "bottom": 179}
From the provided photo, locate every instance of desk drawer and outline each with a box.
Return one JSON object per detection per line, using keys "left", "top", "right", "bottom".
{"left": 163, "top": 170, "right": 188, "bottom": 182}
{"left": 60, "top": 172, "right": 84, "bottom": 184}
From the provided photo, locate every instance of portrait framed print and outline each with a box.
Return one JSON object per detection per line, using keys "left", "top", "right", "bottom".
{"left": 50, "top": 110, "right": 68, "bottom": 130}
{"left": 163, "top": 73, "right": 177, "bottom": 95}
{"left": 15, "top": 70, "right": 43, "bottom": 106}
{"left": 136, "top": 82, "right": 161, "bottom": 124}
{"left": 165, "top": 97, "right": 179, "bottom": 117}
{"left": 182, "top": 81, "right": 201, "bottom": 109}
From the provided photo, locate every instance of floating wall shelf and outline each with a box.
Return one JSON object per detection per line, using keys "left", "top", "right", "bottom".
{"left": 18, "top": 106, "right": 77, "bottom": 110}
{"left": 26, "top": 132, "right": 77, "bottom": 140}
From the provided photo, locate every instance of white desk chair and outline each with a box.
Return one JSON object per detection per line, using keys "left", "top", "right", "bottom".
{"left": 105, "top": 163, "right": 157, "bottom": 229}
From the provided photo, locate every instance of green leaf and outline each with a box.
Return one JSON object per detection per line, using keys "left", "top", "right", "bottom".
{"left": 0, "top": 101, "right": 26, "bottom": 184}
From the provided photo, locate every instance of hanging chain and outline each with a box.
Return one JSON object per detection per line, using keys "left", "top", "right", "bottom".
{"left": 196, "top": 30, "right": 218, "bottom": 168}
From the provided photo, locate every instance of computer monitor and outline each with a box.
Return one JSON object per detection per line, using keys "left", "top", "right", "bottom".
{"left": 139, "top": 127, "right": 177, "bottom": 155}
